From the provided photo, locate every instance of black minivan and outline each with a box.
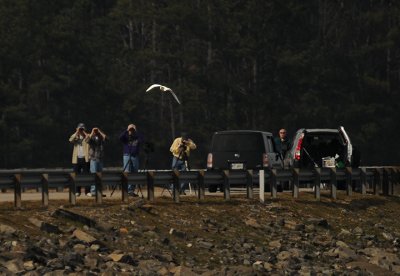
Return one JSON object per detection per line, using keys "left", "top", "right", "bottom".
{"left": 207, "top": 130, "right": 282, "bottom": 170}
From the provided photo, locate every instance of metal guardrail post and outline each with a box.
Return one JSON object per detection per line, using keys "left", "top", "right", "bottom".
{"left": 360, "top": 168, "right": 367, "bottom": 195}
{"left": 346, "top": 167, "right": 352, "bottom": 196}
{"left": 374, "top": 169, "right": 381, "bottom": 195}
{"left": 246, "top": 170, "right": 253, "bottom": 199}
{"left": 314, "top": 168, "right": 321, "bottom": 200}
{"left": 223, "top": 170, "right": 230, "bottom": 200}
{"left": 172, "top": 170, "right": 180, "bottom": 203}
{"left": 69, "top": 173, "right": 76, "bottom": 205}
{"left": 382, "top": 168, "right": 389, "bottom": 196}
{"left": 259, "top": 169, "right": 265, "bottom": 203}
{"left": 14, "top": 174, "right": 22, "bottom": 208}
{"left": 147, "top": 171, "right": 154, "bottom": 201}
{"left": 292, "top": 168, "right": 299, "bottom": 198}
{"left": 271, "top": 169, "right": 277, "bottom": 198}
{"left": 198, "top": 170, "right": 205, "bottom": 200}
{"left": 121, "top": 173, "right": 128, "bottom": 203}
{"left": 95, "top": 173, "right": 103, "bottom": 204}
{"left": 42, "top": 173, "right": 49, "bottom": 207}
{"left": 330, "top": 167, "right": 337, "bottom": 199}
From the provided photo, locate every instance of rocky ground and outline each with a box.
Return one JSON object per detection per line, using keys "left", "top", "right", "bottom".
{"left": 1, "top": 191, "right": 400, "bottom": 275}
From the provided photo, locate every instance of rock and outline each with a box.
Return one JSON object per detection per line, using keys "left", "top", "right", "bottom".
{"left": 73, "top": 229, "right": 96, "bottom": 243}
{"left": 335, "top": 240, "right": 350, "bottom": 248}
{"left": 23, "top": 260, "right": 35, "bottom": 271}
{"left": 4, "top": 259, "right": 24, "bottom": 273}
{"left": 169, "top": 228, "right": 186, "bottom": 239}
{"left": 277, "top": 251, "right": 291, "bottom": 261}
{"left": 244, "top": 218, "right": 261, "bottom": 229}
{"left": 119, "top": 227, "right": 129, "bottom": 235}
{"left": 268, "top": 240, "right": 281, "bottom": 249}
{"left": 0, "top": 224, "right": 16, "bottom": 236}
{"left": 252, "top": 261, "right": 264, "bottom": 271}
{"left": 108, "top": 253, "right": 124, "bottom": 262}
{"left": 382, "top": 232, "right": 394, "bottom": 241}
{"left": 84, "top": 255, "right": 98, "bottom": 270}
{"left": 197, "top": 241, "right": 214, "bottom": 249}
{"left": 307, "top": 218, "right": 329, "bottom": 228}
{"left": 90, "top": 244, "right": 101, "bottom": 251}
{"left": 284, "top": 219, "right": 305, "bottom": 231}
{"left": 325, "top": 246, "right": 357, "bottom": 260}
{"left": 263, "top": 262, "right": 273, "bottom": 271}
{"left": 338, "top": 228, "right": 351, "bottom": 238}
{"left": 352, "top": 226, "right": 363, "bottom": 235}
{"left": 128, "top": 199, "right": 145, "bottom": 210}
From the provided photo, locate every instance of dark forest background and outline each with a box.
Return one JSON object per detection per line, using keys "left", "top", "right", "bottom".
{"left": 0, "top": 0, "right": 399, "bottom": 169}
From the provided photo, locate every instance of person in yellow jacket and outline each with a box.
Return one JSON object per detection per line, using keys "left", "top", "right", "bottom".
{"left": 170, "top": 133, "right": 196, "bottom": 194}
{"left": 69, "top": 123, "right": 90, "bottom": 196}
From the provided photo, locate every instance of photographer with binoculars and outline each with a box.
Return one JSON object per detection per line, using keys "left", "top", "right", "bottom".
{"left": 69, "top": 123, "right": 90, "bottom": 196}
{"left": 88, "top": 127, "right": 107, "bottom": 196}
{"left": 119, "top": 123, "right": 144, "bottom": 196}
{"left": 170, "top": 132, "right": 196, "bottom": 194}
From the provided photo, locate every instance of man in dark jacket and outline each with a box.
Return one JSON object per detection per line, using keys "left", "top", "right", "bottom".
{"left": 274, "top": 128, "right": 292, "bottom": 160}
{"left": 119, "top": 124, "right": 143, "bottom": 196}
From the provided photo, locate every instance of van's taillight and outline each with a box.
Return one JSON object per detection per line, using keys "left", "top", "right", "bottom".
{"left": 207, "top": 153, "right": 213, "bottom": 168}
{"left": 263, "top": 153, "right": 269, "bottom": 167}
{"left": 294, "top": 134, "right": 304, "bottom": 160}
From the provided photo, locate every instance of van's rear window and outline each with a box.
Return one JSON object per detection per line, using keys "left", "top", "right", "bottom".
{"left": 212, "top": 133, "right": 264, "bottom": 151}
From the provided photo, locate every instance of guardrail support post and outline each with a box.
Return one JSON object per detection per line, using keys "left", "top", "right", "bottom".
{"left": 121, "top": 173, "right": 128, "bottom": 202}
{"left": 69, "top": 173, "right": 76, "bottom": 205}
{"left": 198, "top": 170, "right": 205, "bottom": 200}
{"left": 259, "top": 170, "right": 265, "bottom": 203}
{"left": 14, "top": 174, "right": 22, "bottom": 208}
{"left": 292, "top": 168, "right": 299, "bottom": 198}
{"left": 388, "top": 168, "right": 394, "bottom": 196}
{"left": 95, "top": 173, "right": 103, "bottom": 204}
{"left": 360, "top": 168, "right": 367, "bottom": 195}
{"left": 330, "top": 167, "right": 337, "bottom": 199}
{"left": 246, "top": 170, "right": 253, "bottom": 199}
{"left": 271, "top": 169, "right": 277, "bottom": 198}
{"left": 382, "top": 169, "right": 389, "bottom": 196}
{"left": 42, "top": 173, "right": 49, "bottom": 207}
{"left": 223, "top": 170, "right": 230, "bottom": 200}
{"left": 346, "top": 167, "right": 352, "bottom": 196}
{"left": 374, "top": 169, "right": 381, "bottom": 195}
{"left": 147, "top": 171, "right": 154, "bottom": 201}
{"left": 314, "top": 168, "right": 321, "bottom": 200}
{"left": 172, "top": 170, "right": 180, "bottom": 203}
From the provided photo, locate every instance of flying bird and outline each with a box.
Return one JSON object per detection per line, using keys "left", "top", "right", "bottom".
{"left": 146, "top": 84, "right": 181, "bottom": 104}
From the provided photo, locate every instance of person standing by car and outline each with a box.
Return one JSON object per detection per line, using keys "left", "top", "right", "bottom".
{"left": 88, "top": 127, "right": 107, "bottom": 196}
{"left": 274, "top": 128, "right": 292, "bottom": 160}
{"left": 170, "top": 132, "right": 196, "bottom": 194}
{"left": 119, "top": 124, "right": 143, "bottom": 196}
{"left": 69, "top": 123, "right": 90, "bottom": 196}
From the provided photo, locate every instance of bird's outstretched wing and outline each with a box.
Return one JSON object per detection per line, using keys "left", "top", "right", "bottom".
{"left": 169, "top": 90, "right": 181, "bottom": 105}
{"left": 146, "top": 84, "right": 162, "bottom": 92}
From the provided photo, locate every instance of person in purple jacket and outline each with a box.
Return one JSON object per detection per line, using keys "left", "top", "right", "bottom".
{"left": 119, "top": 123, "right": 143, "bottom": 196}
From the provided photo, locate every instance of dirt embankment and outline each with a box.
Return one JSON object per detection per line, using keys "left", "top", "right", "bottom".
{"left": 1, "top": 192, "right": 400, "bottom": 275}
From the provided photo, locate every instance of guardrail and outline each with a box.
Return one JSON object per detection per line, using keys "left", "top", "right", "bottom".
{"left": 0, "top": 167, "right": 399, "bottom": 208}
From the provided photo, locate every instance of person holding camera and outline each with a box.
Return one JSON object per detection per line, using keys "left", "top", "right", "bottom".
{"left": 88, "top": 127, "right": 107, "bottom": 196}
{"left": 69, "top": 123, "right": 90, "bottom": 196}
{"left": 170, "top": 133, "right": 196, "bottom": 194}
{"left": 119, "top": 124, "right": 144, "bottom": 196}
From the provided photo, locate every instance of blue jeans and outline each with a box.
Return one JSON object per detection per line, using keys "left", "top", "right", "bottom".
{"left": 123, "top": 154, "right": 139, "bottom": 193}
{"left": 172, "top": 157, "right": 187, "bottom": 192}
{"left": 90, "top": 160, "right": 103, "bottom": 194}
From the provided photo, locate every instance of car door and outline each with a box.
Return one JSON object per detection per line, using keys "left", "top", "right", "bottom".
{"left": 263, "top": 134, "right": 282, "bottom": 168}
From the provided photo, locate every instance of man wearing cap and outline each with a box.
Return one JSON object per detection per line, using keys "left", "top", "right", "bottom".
{"left": 170, "top": 132, "right": 196, "bottom": 194}
{"left": 69, "top": 123, "right": 90, "bottom": 196}
{"left": 119, "top": 123, "right": 144, "bottom": 196}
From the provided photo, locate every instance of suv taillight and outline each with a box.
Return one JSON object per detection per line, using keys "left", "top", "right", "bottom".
{"left": 294, "top": 134, "right": 304, "bottom": 160}
{"left": 263, "top": 153, "right": 269, "bottom": 167}
{"left": 207, "top": 153, "right": 213, "bottom": 168}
